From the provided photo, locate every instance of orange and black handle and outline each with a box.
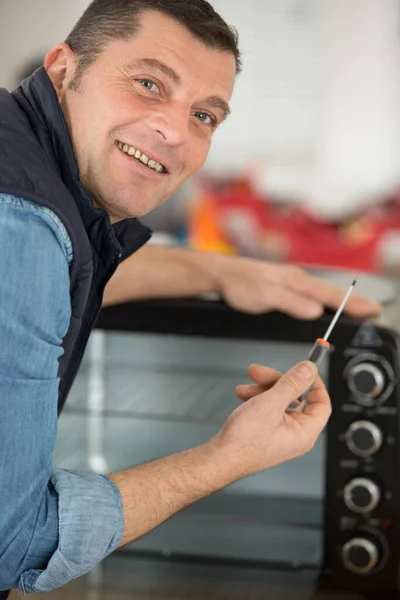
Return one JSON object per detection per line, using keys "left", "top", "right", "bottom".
{"left": 286, "top": 338, "right": 330, "bottom": 412}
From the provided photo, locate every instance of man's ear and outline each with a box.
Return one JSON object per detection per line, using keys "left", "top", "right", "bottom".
{"left": 44, "top": 43, "right": 77, "bottom": 100}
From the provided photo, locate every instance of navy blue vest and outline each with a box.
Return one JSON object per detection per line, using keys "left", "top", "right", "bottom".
{"left": 0, "top": 68, "right": 152, "bottom": 415}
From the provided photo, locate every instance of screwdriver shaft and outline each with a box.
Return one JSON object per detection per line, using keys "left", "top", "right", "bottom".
{"left": 322, "top": 279, "right": 356, "bottom": 342}
{"left": 286, "top": 278, "right": 356, "bottom": 413}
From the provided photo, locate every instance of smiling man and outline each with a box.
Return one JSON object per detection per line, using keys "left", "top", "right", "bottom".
{"left": 56, "top": 10, "right": 236, "bottom": 220}
{"left": 0, "top": 0, "right": 378, "bottom": 597}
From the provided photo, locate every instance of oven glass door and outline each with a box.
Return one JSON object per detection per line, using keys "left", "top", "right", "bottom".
{"left": 55, "top": 331, "right": 329, "bottom": 570}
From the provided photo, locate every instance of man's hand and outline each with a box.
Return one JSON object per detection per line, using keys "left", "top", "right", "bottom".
{"left": 213, "top": 254, "right": 380, "bottom": 319}
{"left": 108, "top": 359, "right": 331, "bottom": 548}
{"left": 210, "top": 360, "right": 331, "bottom": 477}
{"left": 104, "top": 245, "right": 381, "bottom": 319}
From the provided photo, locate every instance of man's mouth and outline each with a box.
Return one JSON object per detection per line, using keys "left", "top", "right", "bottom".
{"left": 115, "top": 140, "right": 168, "bottom": 174}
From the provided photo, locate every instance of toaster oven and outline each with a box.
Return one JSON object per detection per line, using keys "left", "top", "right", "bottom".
{"left": 54, "top": 271, "right": 400, "bottom": 599}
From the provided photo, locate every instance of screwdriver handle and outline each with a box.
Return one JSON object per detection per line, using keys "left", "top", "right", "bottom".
{"left": 286, "top": 338, "right": 330, "bottom": 412}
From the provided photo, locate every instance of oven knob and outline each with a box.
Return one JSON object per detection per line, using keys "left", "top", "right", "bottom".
{"left": 345, "top": 421, "right": 383, "bottom": 457}
{"left": 344, "top": 478, "right": 381, "bottom": 514}
{"left": 347, "top": 363, "right": 385, "bottom": 399}
{"left": 342, "top": 537, "right": 380, "bottom": 574}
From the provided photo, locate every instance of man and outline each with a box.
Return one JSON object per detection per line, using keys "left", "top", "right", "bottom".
{"left": 0, "top": 0, "right": 379, "bottom": 595}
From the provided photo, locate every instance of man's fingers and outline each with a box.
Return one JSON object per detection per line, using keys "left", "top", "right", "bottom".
{"left": 235, "top": 365, "right": 281, "bottom": 401}
{"left": 338, "top": 290, "right": 380, "bottom": 317}
{"left": 247, "top": 364, "right": 282, "bottom": 385}
{"left": 235, "top": 383, "right": 265, "bottom": 401}
{"left": 264, "top": 286, "right": 323, "bottom": 319}
{"left": 293, "top": 374, "right": 332, "bottom": 435}
{"left": 236, "top": 364, "right": 331, "bottom": 438}
{"left": 287, "top": 268, "right": 380, "bottom": 317}
{"left": 264, "top": 360, "right": 318, "bottom": 411}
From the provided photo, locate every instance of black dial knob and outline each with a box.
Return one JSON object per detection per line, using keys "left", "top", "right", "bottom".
{"left": 347, "top": 363, "right": 385, "bottom": 399}
{"left": 345, "top": 421, "right": 383, "bottom": 457}
{"left": 342, "top": 537, "right": 380, "bottom": 574}
{"left": 344, "top": 478, "right": 381, "bottom": 514}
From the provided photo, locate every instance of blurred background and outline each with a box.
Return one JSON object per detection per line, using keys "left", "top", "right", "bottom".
{"left": 2, "top": 0, "right": 400, "bottom": 273}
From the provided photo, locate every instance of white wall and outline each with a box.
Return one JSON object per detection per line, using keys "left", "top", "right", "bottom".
{"left": 0, "top": 0, "right": 87, "bottom": 89}
{"left": 208, "top": 0, "right": 400, "bottom": 217}
{"left": 1, "top": 0, "right": 400, "bottom": 217}
{"left": 207, "top": 0, "right": 322, "bottom": 174}
{"left": 315, "top": 0, "right": 400, "bottom": 215}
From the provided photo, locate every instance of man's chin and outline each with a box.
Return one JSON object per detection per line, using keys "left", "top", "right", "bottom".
{"left": 118, "top": 196, "right": 166, "bottom": 220}
{"left": 95, "top": 182, "right": 170, "bottom": 220}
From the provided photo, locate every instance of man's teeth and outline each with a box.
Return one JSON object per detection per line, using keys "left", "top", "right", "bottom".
{"left": 116, "top": 141, "right": 165, "bottom": 173}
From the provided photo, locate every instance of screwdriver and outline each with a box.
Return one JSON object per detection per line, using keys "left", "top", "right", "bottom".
{"left": 287, "top": 279, "right": 357, "bottom": 412}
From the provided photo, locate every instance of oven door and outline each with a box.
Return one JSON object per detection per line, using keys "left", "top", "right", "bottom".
{"left": 54, "top": 301, "right": 331, "bottom": 582}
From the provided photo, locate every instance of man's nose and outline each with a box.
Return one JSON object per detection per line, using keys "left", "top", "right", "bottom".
{"left": 148, "top": 102, "right": 190, "bottom": 147}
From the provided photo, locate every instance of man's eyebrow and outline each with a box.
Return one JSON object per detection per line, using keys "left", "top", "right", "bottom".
{"left": 125, "top": 58, "right": 181, "bottom": 84}
{"left": 203, "top": 96, "right": 231, "bottom": 121}
{"left": 125, "top": 58, "right": 231, "bottom": 121}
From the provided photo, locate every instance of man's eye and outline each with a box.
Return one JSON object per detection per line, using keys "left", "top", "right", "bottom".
{"left": 193, "top": 112, "right": 217, "bottom": 127}
{"left": 137, "top": 79, "right": 160, "bottom": 94}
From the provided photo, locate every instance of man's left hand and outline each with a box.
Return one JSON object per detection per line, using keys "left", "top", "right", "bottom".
{"left": 214, "top": 255, "right": 380, "bottom": 319}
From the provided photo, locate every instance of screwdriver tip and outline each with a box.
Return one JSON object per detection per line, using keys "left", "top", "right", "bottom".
{"left": 352, "top": 279, "right": 357, "bottom": 287}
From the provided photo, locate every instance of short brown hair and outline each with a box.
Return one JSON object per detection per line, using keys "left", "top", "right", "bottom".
{"left": 65, "top": 0, "right": 241, "bottom": 90}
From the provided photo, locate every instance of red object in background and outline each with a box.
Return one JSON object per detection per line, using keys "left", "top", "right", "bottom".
{"left": 189, "top": 177, "right": 400, "bottom": 273}
{"left": 286, "top": 207, "right": 381, "bottom": 271}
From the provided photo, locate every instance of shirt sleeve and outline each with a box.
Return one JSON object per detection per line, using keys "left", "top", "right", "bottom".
{"left": 0, "top": 195, "right": 124, "bottom": 595}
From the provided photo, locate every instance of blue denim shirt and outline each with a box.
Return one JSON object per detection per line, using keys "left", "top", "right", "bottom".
{"left": 0, "top": 195, "right": 124, "bottom": 594}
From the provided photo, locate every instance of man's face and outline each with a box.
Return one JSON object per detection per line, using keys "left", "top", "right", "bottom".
{"left": 48, "top": 10, "right": 236, "bottom": 222}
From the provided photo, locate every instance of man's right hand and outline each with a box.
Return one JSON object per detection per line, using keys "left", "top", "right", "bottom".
{"left": 109, "top": 360, "right": 331, "bottom": 549}
{"left": 210, "top": 360, "right": 332, "bottom": 478}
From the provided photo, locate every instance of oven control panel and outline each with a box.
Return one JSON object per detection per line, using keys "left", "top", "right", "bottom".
{"left": 344, "top": 353, "right": 395, "bottom": 407}
{"left": 321, "top": 342, "right": 400, "bottom": 597}
{"left": 344, "top": 421, "right": 382, "bottom": 458}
